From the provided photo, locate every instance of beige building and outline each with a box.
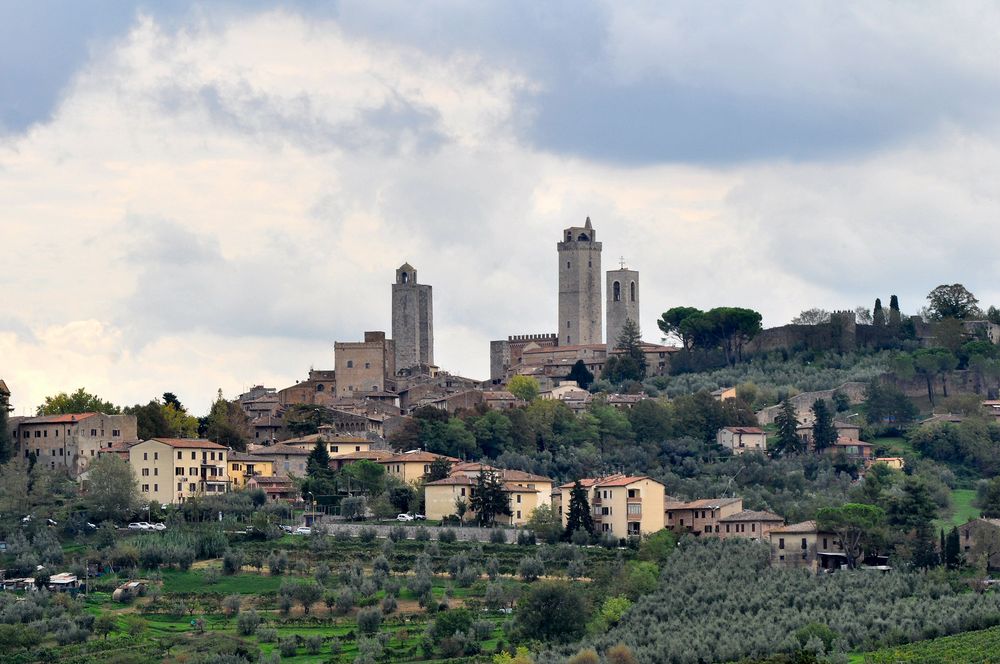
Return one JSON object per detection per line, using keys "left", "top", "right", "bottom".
{"left": 246, "top": 475, "right": 297, "bottom": 501}
{"left": 380, "top": 450, "right": 458, "bottom": 484}
{"left": 769, "top": 520, "right": 845, "bottom": 571}
{"left": 128, "top": 438, "right": 229, "bottom": 505}
{"left": 334, "top": 331, "right": 396, "bottom": 398}
{"left": 282, "top": 434, "right": 373, "bottom": 456}
{"left": 558, "top": 475, "right": 666, "bottom": 538}
{"left": 277, "top": 369, "right": 338, "bottom": 408}
{"left": 718, "top": 510, "right": 785, "bottom": 541}
{"left": 665, "top": 497, "right": 744, "bottom": 535}
{"left": 227, "top": 451, "right": 275, "bottom": 490}
{"left": 425, "top": 463, "right": 553, "bottom": 525}
{"left": 14, "top": 412, "right": 138, "bottom": 477}
{"left": 716, "top": 426, "right": 767, "bottom": 455}
{"left": 329, "top": 449, "right": 393, "bottom": 471}
{"left": 958, "top": 518, "right": 1000, "bottom": 568}
{"left": 247, "top": 444, "right": 311, "bottom": 477}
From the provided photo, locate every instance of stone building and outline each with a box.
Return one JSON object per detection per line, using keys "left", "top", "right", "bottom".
{"left": 277, "top": 369, "right": 338, "bottom": 407}
{"left": 334, "top": 331, "right": 396, "bottom": 397}
{"left": 606, "top": 264, "right": 639, "bottom": 349}
{"left": 558, "top": 218, "right": 602, "bottom": 346}
{"left": 14, "top": 412, "right": 139, "bottom": 477}
{"left": 392, "top": 263, "right": 434, "bottom": 371}
{"left": 489, "top": 333, "right": 558, "bottom": 382}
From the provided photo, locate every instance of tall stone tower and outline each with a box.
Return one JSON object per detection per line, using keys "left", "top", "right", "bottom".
{"left": 391, "top": 263, "right": 434, "bottom": 372}
{"left": 557, "top": 218, "right": 602, "bottom": 346}
{"left": 606, "top": 263, "right": 639, "bottom": 349}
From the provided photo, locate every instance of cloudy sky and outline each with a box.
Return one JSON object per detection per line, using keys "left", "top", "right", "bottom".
{"left": 3, "top": 1, "right": 1000, "bottom": 415}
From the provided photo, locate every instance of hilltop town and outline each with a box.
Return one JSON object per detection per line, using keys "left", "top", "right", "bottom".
{"left": 5, "top": 221, "right": 1000, "bottom": 663}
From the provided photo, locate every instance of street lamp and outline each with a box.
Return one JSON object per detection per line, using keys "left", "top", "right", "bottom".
{"left": 305, "top": 491, "right": 316, "bottom": 527}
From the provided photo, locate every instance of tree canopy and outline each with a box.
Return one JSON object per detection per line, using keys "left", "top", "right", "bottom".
{"left": 85, "top": 454, "right": 139, "bottom": 522}
{"left": 655, "top": 306, "right": 762, "bottom": 366}
{"left": 816, "top": 503, "right": 885, "bottom": 569}
{"left": 37, "top": 388, "right": 119, "bottom": 416}
{"left": 926, "top": 284, "right": 982, "bottom": 320}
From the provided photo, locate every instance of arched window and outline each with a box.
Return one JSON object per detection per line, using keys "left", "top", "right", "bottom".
{"left": 630, "top": 281, "right": 636, "bottom": 302}
{"left": 613, "top": 281, "right": 621, "bottom": 302}
{"left": 401, "top": 272, "right": 409, "bottom": 284}
{"left": 577, "top": 233, "right": 589, "bottom": 241}
{"left": 316, "top": 384, "right": 325, "bottom": 392}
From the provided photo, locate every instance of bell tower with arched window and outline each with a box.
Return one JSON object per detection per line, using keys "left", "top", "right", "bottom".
{"left": 557, "top": 217, "right": 603, "bottom": 346}
{"left": 606, "top": 262, "right": 639, "bottom": 350}
{"left": 392, "top": 262, "right": 434, "bottom": 371}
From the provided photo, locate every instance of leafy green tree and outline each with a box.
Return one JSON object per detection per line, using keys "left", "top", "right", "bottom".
{"left": 887, "top": 477, "right": 938, "bottom": 533}
{"left": 342, "top": 460, "right": 385, "bottom": 495}
{"left": 205, "top": 389, "right": 250, "bottom": 450}
{"left": 426, "top": 457, "right": 451, "bottom": 482}
{"left": 791, "top": 308, "right": 831, "bottom": 325}
{"left": 709, "top": 307, "right": 763, "bottom": 365}
{"left": 525, "top": 504, "right": 561, "bottom": 543}
{"left": 771, "top": 398, "right": 802, "bottom": 456}
{"left": 469, "top": 470, "right": 511, "bottom": 526}
{"left": 657, "top": 306, "right": 703, "bottom": 348}
{"left": 604, "top": 319, "right": 646, "bottom": 383}
{"left": 508, "top": 375, "right": 540, "bottom": 402}
{"left": 471, "top": 410, "right": 513, "bottom": 458}
{"left": 810, "top": 399, "right": 837, "bottom": 451}
{"left": 564, "top": 480, "right": 594, "bottom": 539}
{"left": 926, "top": 283, "right": 982, "bottom": 320}
{"left": 628, "top": 398, "right": 673, "bottom": 444}
{"left": 816, "top": 503, "right": 885, "bottom": 569}
{"left": 863, "top": 380, "right": 918, "bottom": 425}
{"left": 978, "top": 476, "right": 1000, "bottom": 518}
{"left": 424, "top": 418, "right": 477, "bottom": 459}
{"left": 515, "top": 582, "right": 588, "bottom": 643}
{"left": 913, "top": 348, "right": 957, "bottom": 404}
{"left": 566, "top": 359, "right": 595, "bottom": 390}
{"left": 430, "top": 607, "right": 473, "bottom": 641}
{"left": 85, "top": 454, "right": 139, "bottom": 522}
{"left": 37, "top": 388, "right": 119, "bottom": 415}
{"left": 988, "top": 305, "right": 1000, "bottom": 326}
{"left": 282, "top": 404, "right": 335, "bottom": 438}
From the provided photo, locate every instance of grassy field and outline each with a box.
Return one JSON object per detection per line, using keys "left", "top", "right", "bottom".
{"left": 870, "top": 436, "right": 915, "bottom": 457}
{"left": 934, "top": 488, "right": 980, "bottom": 530}
{"left": 853, "top": 625, "right": 1000, "bottom": 663}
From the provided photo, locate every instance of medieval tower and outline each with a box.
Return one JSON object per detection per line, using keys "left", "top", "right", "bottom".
{"left": 391, "top": 263, "right": 434, "bottom": 371}
{"left": 557, "top": 218, "right": 602, "bottom": 346}
{"left": 606, "top": 262, "right": 639, "bottom": 349}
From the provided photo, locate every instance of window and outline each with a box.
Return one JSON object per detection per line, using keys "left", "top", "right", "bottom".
{"left": 90, "top": 429, "right": 97, "bottom": 436}
{"left": 190, "top": 467, "right": 198, "bottom": 475}
{"left": 347, "top": 360, "right": 354, "bottom": 368}
{"left": 613, "top": 281, "right": 621, "bottom": 301}
{"left": 154, "top": 468, "right": 158, "bottom": 476}
{"left": 35, "top": 431, "right": 40, "bottom": 438}
{"left": 751, "top": 523, "right": 756, "bottom": 532}
{"left": 154, "top": 452, "right": 158, "bottom": 460}
{"left": 704, "top": 525, "right": 711, "bottom": 533}
{"left": 725, "top": 524, "right": 730, "bottom": 533}
{"left": 332, "top": 445, "right": 339, "bottom": 453}
{"left": 630, "top": 281, "right": 636, "bottom": 302}
{"left": 566, "top": 261, "right": 570, "bottom": 269}
{"left": 779, "top": 538, "right": 785, "bottom": 550}
{"left": 59, "top": 448, "right": 63, "bottom": 456}
{"left": 316, "top": 384, "right": 325, "bottom": 392}
{"left": 516, "top": 510, "right": 521, "bottom": 519}
{"left": 143, "top": 452, "right": 148, "bottom": 461}
{"left": 823, "top": 537, "right": 828, "bottom": 548}
{"left": 364, "top": 362, "right": 371, "bottom": 369}
{"left": 175, "top": 468, "right": 184, "bottom": 476}
{"left": 141, "top": 484, "right": 149, "bottom": 492}
{"left": 153, "top": 484, "right": 158, "bottom": 492}
{"left": 189, "top": 483, "right": 196, "bottom": 492}
{"left": 191, "top": 451, "right": 196, "bottom": 459}
{"left": 113, "top": 429, "right": 121, "bottom": 437}
{"left": 801, "top": 538, "right": 808, "bottom": 550}
{"left": 627, "top": 504, "right": 641, "bottom": 515}
{"left": 460, "top": 488, "right": 466, "bottom": 496}
{"left": 177, "top": 451, "right": 182, "bottom": 459}
{"left": 142, "top": 468, "right": 149, "bottom": 476}
{"left": 177, "top": 482, "right": 183, "bottom": 491}
{"left": 516, "top": 494, "right": 521, "bottom": 503}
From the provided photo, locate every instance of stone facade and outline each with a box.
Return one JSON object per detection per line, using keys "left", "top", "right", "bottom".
{"left": 558, "top": 218, "right": 602, "bottom": 346}
{"left": 14, "top": 412, "right": 138, "bottom": 477}
{"left": 392, "top": 263, "right": 434, "bottom": 371}
{"left": 334, "top": 331, "right": 395, "bottom": 397}
{"left": 606, "top": 267, "right": 639, "bottom": 350}
{"left": 277, "top": 369, "right": 338, "bottom": 407}
{"left": 489, "top": 333, "right": 558, "bottom": 381}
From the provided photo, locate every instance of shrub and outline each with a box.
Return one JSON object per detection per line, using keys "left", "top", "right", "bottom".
{"left": 571, "top": 529, "right": 590, "bottom": 546}
{"left": 516, "top": 582, "right": 588, "bottom": 643}
{"left": 336, "top": 588, "right": 354, "bottom": 614}
{"left": 333, "top": 528, "right": 350, "bottom": 541}
{"left": 373, "top": 555, "right": 391, "bottom": 577}
{"left": 414, "top": 525, "right": 431, "bottom": 541}
{"left": 278, "top": 635, "right": 298, "bottom": 657}
{"left": 456, "top": 566, "right": 479, "bottom": 587}
{"left": 358, "top": 526, "right": 377, "bottom": 543}
{"left": 518, "top": 555, "right": 544, "bottom": 582}
{"left": 517, "top": 530, "right": 536, "bottom": 546}
{"left": 304, "top": 634, "right": 322, "bottom": 655}
{"left": 236, "top": 609, "right": 261, "bottom": 636}
{"left": 606, "top": 644, "right": 638, "bottom": 664}
{"left": 267, "top": 551, "right": 288, "bottom": 576}
{"left": 431, "top": 607, "right": 473, "bottom": 641}
{"left": 381, "top": 595, "right": 397, "bottom": 614}
{"left": 222, "top": 549, "right": 243, "bottom": 575}
{"left": 203, "top": 567, "right": 220, "bottom": 585}
{"left": 438, "top": 528, "right": 457, "bottom": 543}
{"left": 568, "top": 649, "right": 601, "bottom": 664}
{"left": 472, "top": 619, "right": 494, "bottom": 640}
{"left": 357, "top": 607, "right": 383, "bottom": 634}
{"left": 490, "top": 529, "right": 507, "bottom": 544}
{"left": 389, "top": 525, "right": 408, "bottom": 542}
{"left": 222, "top": 594, "right": 242, "bottom": 617}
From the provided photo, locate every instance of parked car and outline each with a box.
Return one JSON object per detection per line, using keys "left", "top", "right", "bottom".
{"left": 396, "top": 513, "right": 414, "bottom": 522}
{"left": 279, "top": 525, "right": 294, "bottom": 533}
{"left": 412, "top": 513, "right": 426, "bottom": 521}
{"left": 150, "top": 523, "right": 166, "bottom": 531}
{"left": 294, "top": 526, "right": 312, "bottom": 535}
{"left": 127, "top": 522, "right": 149, "bottom": 531}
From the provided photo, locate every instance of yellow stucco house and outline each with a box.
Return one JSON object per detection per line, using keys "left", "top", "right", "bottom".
{"left": 557, "top": 474, "right": 666, "bottom": 538}
{"left": 228, "top": 451, "right": 275, "bottom": 489}
{"left": 379, "top": 450, "right": 458, "bottom": 484}
{"left": 128, "top": 438, "right": 229, "bottom": 505}
{"left": 282, "top": 434, "right": 373, "bottom": 456}
{"left": 424, "top": 462, "right": 553, "bottom": 526}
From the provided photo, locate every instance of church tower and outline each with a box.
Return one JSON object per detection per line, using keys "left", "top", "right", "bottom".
{"left": 557, "top": 217, "right": 602, "bottom": 346}
{"left": 392, "top": 263, "right": 434, "bottom": 371}
{"left": 606, "top": 262, "right": 639, "bottom": 349}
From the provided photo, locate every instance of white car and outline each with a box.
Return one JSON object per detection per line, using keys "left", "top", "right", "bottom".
{"left": 151, "top": 523, "right": 166, "bottom": 531}
{"left": 294, "top": 526, "right": 312, "bottom": 535}
{"left": 396, "top": 513, "right": 414, "bottom": 522}
{"left": 127, "top": 522, "right": 148, "bottom": 531}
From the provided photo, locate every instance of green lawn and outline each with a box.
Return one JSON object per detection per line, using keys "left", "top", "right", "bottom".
{"left": 870, "top": 436, "right": 915, "bottom": 457}
{"left": 937, "top": 489, "right": 979, "bottom": 530}
{"left": 160, "top": 569, "right": 286, "bottom": 595}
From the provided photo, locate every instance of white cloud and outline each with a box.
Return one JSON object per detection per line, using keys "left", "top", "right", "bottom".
{"left": 2, "top": 7, "right": 1000, "bottom": 414}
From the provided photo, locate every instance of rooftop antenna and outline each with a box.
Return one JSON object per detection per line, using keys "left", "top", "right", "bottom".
{"left": 619, "top": 256, "right": 626, "bottom": 269}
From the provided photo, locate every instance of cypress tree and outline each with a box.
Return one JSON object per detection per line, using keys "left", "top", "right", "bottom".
{"left": 810, "top": 399, "right": 837, "bottom": 451}
{"left": 307, "top": 441, "right": 332, "bottom": 477}
{"left": 945, "top": 527, "right": 961, "bottom": 569}
{"left": 889, "top": 295, "right": 902, "bottom": 326}
{"left": 564, "top": 480, "right": 595, "bottom": 540}
{"left": 772, "top": 398, "right": 802, "bottom": 456}
{"left": 872, "top": 298, "right": 886, "bottom": 327}
{"left": 0, "top": 386, "right": 11, "bottom": 464}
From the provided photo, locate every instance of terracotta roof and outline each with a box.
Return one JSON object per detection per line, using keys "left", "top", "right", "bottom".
{"left": 380, "top": 450, "right": 459, "bottom": 464}
{"left": 484, "top": 391, "right": 518, "bottom": 400}
{"left": 249, "top": 444, "right": 311, "bottom": 456}
{"left": 501, "top": 469, "right": 552, "bottom": 483}
{"left": 595, "top": 475, "right": 650, "bottom": 487}
{"left": 722, "top": 426, "right": 765, "bottom": 434}
{"left": 770, "top": 520, "right": 818, "bottom": 534}
{"left": 148, "top": 438, "right": 227, "bottom": 450}
{"left": 666, "top": 497, "right": 742, "bottom": 510}
{"left": 248, "top": 475, "right": 294, "bottom": 485}
{"left": 329, "top": 450, "right": 393, "bottom": 461}
{"left": 425, "top": 476, "right": 475, "bottom": 486}
{"left": 229, "top": 451, "right": 272, "bottom": 462}
{"left": 23, "top": 412, "right": 98, "bottom": 424}
{"left": 558, "top": 478, "right": 601, "bottom": 489}
{"left": 719, "top": 510, "right": 784, "bottom": 523}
